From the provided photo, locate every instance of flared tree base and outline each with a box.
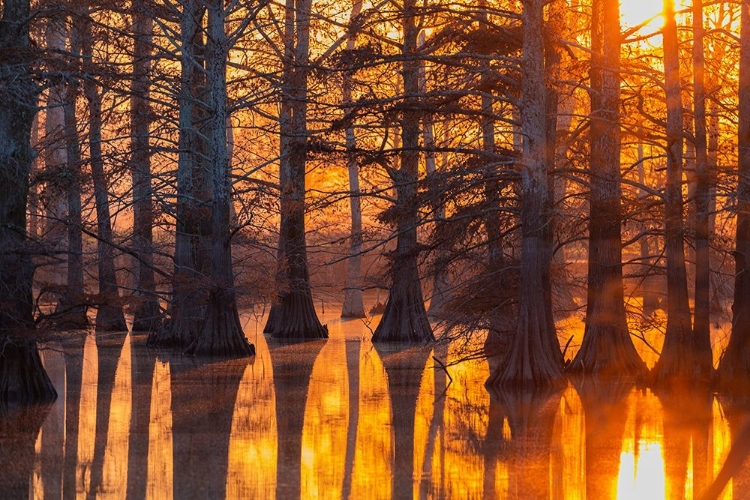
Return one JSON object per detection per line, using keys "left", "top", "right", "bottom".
{"left": 263, "top": 303, "right": 281, "bottom": 334}
{"left": 269, "top": 291, "right": 328, "bottom": 340}
{"left": 566, "top": 323, "right": 648, "bottom": 381}
{"left": 652, "top": 318, "right": 712, "bottom": 386}
{"left": 372, "top": 288, "right": 434, "bottom": 343}
{"left": 486, "top": 300, "right": 565, "bottom": 391}
{"left": 185, "top": 289, "right": 255, "bottom": 357}
{"left": 53, "top": 298, "right": 88, "bottom": 330}
{"left": 148, "top": 297, "right": 203, "bottom": 349}
{"left": 0, "top": 336, "right": 57, "bottom": 404}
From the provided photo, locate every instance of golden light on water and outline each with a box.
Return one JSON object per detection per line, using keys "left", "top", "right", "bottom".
{"left": 26, "top": 321, "right": 750, "bottom": 500}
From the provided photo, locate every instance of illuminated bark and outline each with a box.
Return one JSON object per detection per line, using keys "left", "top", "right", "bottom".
{"left": 567, "top": 0, "right": 646, "bottom": 379}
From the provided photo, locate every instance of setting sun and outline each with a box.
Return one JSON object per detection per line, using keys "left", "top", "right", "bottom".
{"left": 620, "top": 1, "right": 663, "bottom": 30}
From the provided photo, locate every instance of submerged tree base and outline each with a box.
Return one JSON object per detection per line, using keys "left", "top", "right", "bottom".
{"left": 567, "top": 323, "right": 648, "bottom": 381}
{"left": 131, "top": 299, "right": 163, "bottom": 333}
{"left": 95, "top": 305, "right": 127, "bottom": 332}
{"left": 0, "top": 336, "right": 57, "bottom": 404}
{"left": 185, "top": 289, "right": 255, "bottom": 357}
{"left": 372, "top": 288, "right": 434, "bottom": 343}
{"left": 269, "top": 292, "right": 328, "bottom": 340}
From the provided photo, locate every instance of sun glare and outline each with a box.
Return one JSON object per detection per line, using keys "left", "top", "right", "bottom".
{"left": 620, "top": 1, "right": 664, "bottom": 31}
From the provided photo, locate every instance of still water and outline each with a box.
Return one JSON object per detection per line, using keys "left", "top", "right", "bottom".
{"left": 5, "top": 309, "right": 750, "bottom": 499}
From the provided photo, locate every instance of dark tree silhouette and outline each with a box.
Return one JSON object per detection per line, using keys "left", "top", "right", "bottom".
{"left": 486, "top": 0, "right": 564, "bottom": 389}
{"left": 0, "top": 0, "right": 57, "bottom": 404}
{"left": 265, "top": 0, "right": 328, "bottom": 340}
{"left": 567, "top": 0, "right": 646, "bottom": 379}
{"left": 0, "top": 403, "right": 53, "bottom": 498}
{"left": 372, "top": 0, "right": 434, "bottom": 343}
{"left": 718, "top": 0, "right": 750, "bottom": 388}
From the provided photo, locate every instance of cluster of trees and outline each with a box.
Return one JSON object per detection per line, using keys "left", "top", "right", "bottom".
{"left": 3, "top": 0, "right": 750, "bottom": 403}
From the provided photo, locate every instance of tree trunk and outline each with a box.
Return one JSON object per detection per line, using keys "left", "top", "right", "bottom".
{"left": 268, "top": 0, "right": 328, "bottom": 340}
{"left": 149, "top": 1, "right": 210, "bottom": 348}
{"left": 718, "top": 0, "right": 750, "bottom": 387}
{"left": 486, "top": 0, "right": 564, "bottom": 389}
{"left": 653, "top": 0, "right": 698, "bottom": 384}
{"left": 372, "top": 0, "right": 434, "bottom": 343}
{"left": 638, "top": 138, "right": 661, "bottom": 315}
{"left": 131, "top": 1, "right": 162, "bottom": 333}
{"left": 185, "top": 0, "right": 254, "bottom": 357}
{"left": 691, "top": 0, "right": 715, "bottom": 378}
{"left": 567, "top": 0, "right": 646, "bottom": 379}
{"left": 341, "top": 0, "right": 366, "bottom": 319}
{"left": 54, "top": 23, "right": 88, "bottom": 329}
{"left": 0, "top": 0, "right": 57, "bottom": 405}
{"left": 80, "top": 15, "right": 127, "bottom": 332}
{"left": 40, "top": 15, "right": 68, "bottom": 295}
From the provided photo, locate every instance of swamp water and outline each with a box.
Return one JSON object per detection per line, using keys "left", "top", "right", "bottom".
{"left": 2, "top": 308, "right": 749, "bottom": 499}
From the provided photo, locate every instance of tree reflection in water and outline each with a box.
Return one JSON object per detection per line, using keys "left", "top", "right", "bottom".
{"left": 16, "top": 320, "right": 750, "bottom": 499}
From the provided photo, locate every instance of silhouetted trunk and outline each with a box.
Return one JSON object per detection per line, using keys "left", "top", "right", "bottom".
{"left": 269, "top": 340, "right": 325, "bottom": 499}
{"left": 487, "top": 0, "right": 564, "bottom": 389}
{"left": 0, "top": 0, "right": 58, "bottom": 405}
{"left": 719, "top": 0, "right": 750, "bottom": 387}
{"left": 654, "top": 0, "right": 699, "bottom": 383}
{"left": 80, "top": 15, "right": 127, "bottom": 332}
{"left": 638, "top": 139, "right": 661, "bottom": 315}
{"left": 372, "top": 0, "right": 434, "bottom": 343}
{"left": 55, "top": 27, "right": 88, "bottom": 328}
{"left": 131, "top": 1, "right": 162, "bottom": 333}
{"left": 692, "top": 0, "right": 714, "bottom": 377}
{"left": 568, "top": 0, "right": 646, "bottom": 379}
{"left": 268, "top": 0, "right": 328, "bottom": 340}
{"left": 150, "top": 1, "right": 210, "bottom": 348}
{"left": 185, "top": 0, "right": 254, "bottom": 357}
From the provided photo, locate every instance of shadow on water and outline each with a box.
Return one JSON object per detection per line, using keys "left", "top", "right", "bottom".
{"left": 14, "top": 317, "right": 750, "bottom": 499}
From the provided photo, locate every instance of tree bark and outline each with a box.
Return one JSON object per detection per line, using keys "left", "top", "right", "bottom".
{"left": 718, "top": 0, "right": 750, "bottom": 388}
{"left": 268, "top": 0, "right": 328, "bottom": 340}
{"left": 372, "top": 0, "right": 434, "bottom": 343}
{"left": 0, "top": 0, "right": 57, "bottom": 405}
{"left": 150, "top": 1, "right": 210, "bottom": 348}
{"left": 80, "top": 14, "right": 127, "bottom": 332}
{"left": 567, "top": 0, "right": 646, "bottom": 379}
{"left": 341, "top": 0, "right": 366, "bottom": 319}
{"left": 486, "top": 0, "right": 564, "bottom": 389}
{"left": 653, "top": 0, "right": 699, "bottom": 384}
{"left": 691, "top": 0, "right": 715, "bottom": 378}
{"left": 131, "top": 0, "right": 162, "bottom": 333}
{"left": 185, "top": 0, "right": 254, "bottom": 357}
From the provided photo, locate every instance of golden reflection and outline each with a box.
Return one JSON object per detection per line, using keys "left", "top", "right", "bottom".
{"left": 301, "top": 338, "right": 349, "bottom": 499}
{"left": 412, "top": 348, "right": 434, "bottom": 499}
{"left": 616, "top": 389, "right": 665, "bottom": 499}
{"left": 226, "top": 333, "right": 276, "bottom": 499}
{"left": 77, "top": 334, "right": 98, "bottom": 500}
{"left": 551, "top": 386, "right": 585, "bottom": 500}
{"left": 100, "top": 334, "right": 132, "bottom": 499}
{"left": 350, "top": 343, "right": 392, "bottom": 500}
{"left": 146, "top": 360, "right": 173, "bottom": 500}
{"left": 434, "top": 344, "right": 489, "bottom": 499}
{"left": 712, "top": 398, "right": 732, "bottom": 500}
